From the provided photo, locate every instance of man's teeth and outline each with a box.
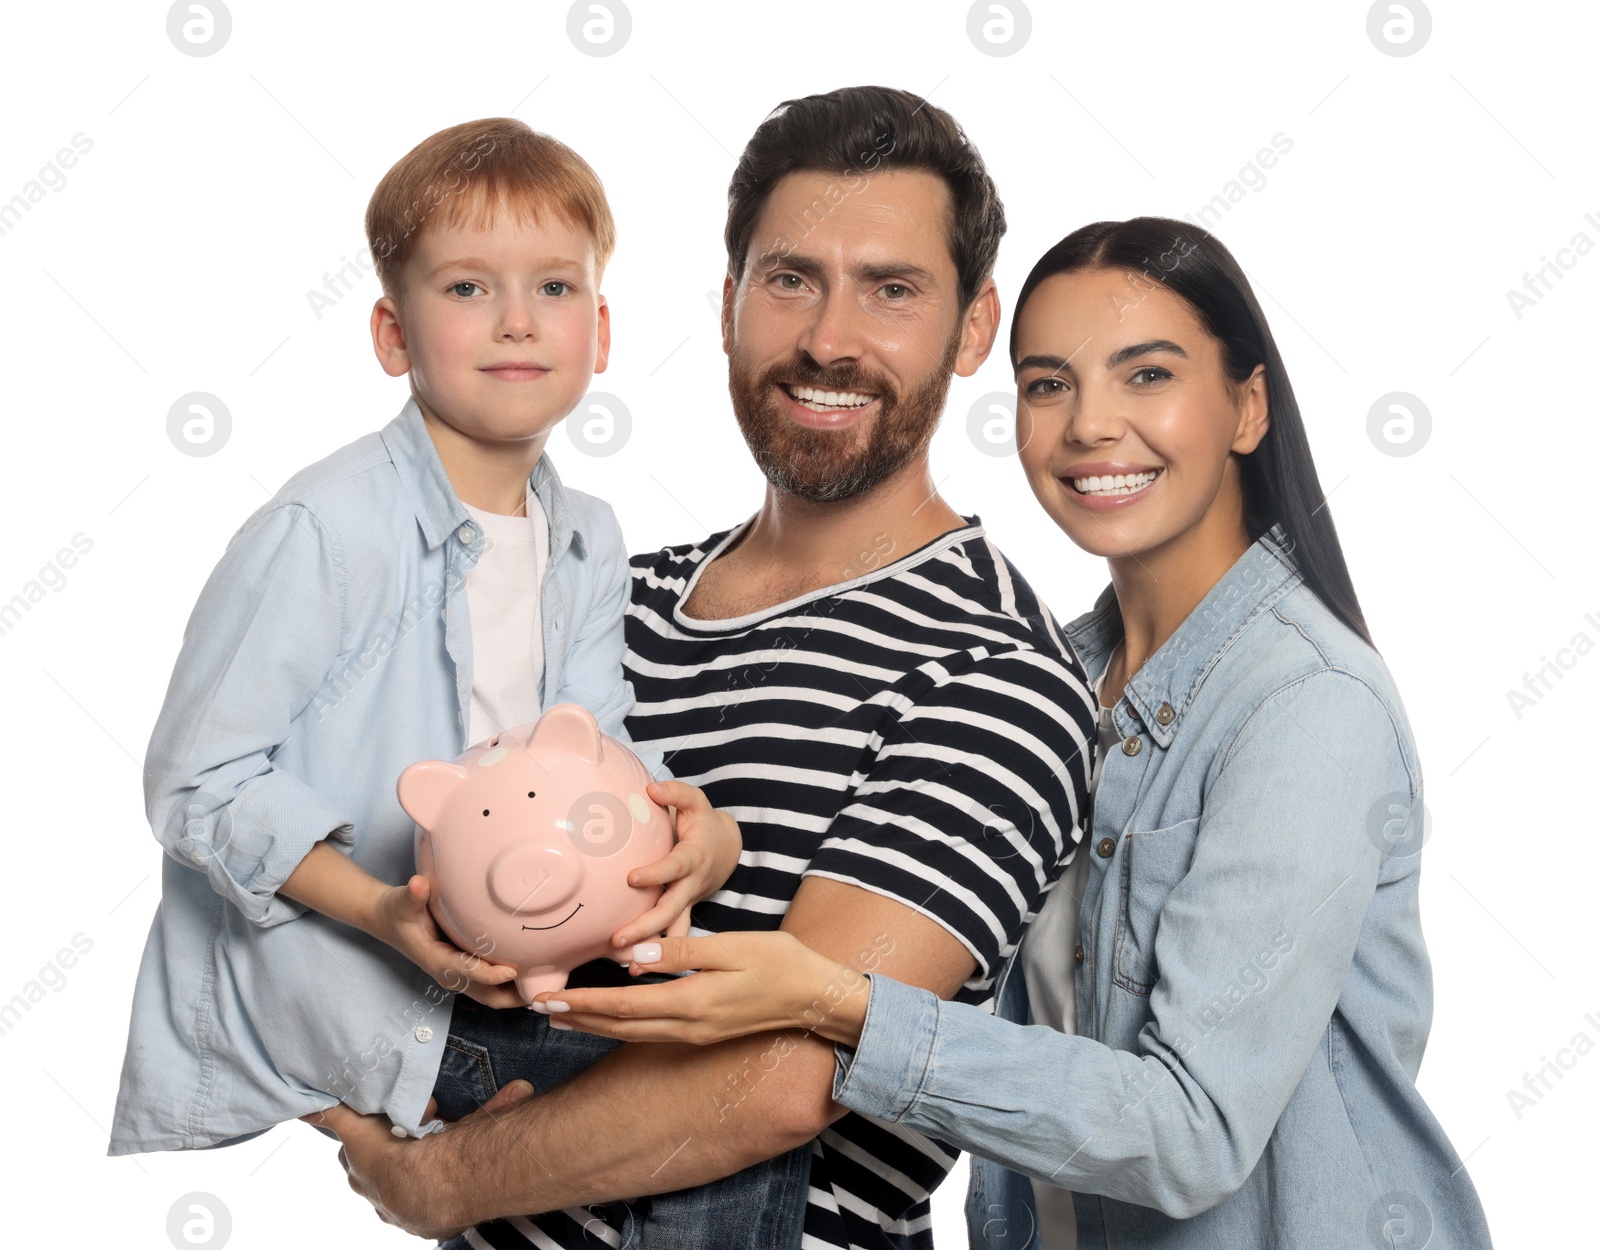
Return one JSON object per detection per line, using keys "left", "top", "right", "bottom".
{"left": 1073, "top": 471, "right": 1159, "bottom": 496}
{"left": 788, "top": 385, "right": 873, "bottom": 411}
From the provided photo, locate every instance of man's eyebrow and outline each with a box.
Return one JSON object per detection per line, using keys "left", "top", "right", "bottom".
{"left": 1106, "top": 339, "right": 1188, "bottom": 367}
{"left": 858, "top": 262, "right": 939, "bottom": 286}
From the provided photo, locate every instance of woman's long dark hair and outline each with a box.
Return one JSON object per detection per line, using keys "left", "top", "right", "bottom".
{"left": 1011, "top": 217, "right": 1373, "bottom": 648}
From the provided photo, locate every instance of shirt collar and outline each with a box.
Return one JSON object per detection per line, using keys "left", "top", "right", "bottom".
{"left": 1063, "top": 524, "right": 1301, "bottom": 747}
{"left": 378, "top": 396, "right": 587, "bottom": 559}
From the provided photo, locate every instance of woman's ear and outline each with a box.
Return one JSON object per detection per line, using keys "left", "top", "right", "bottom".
{"left": 1232, "top": 364, "right": 1271, "bottom": 455}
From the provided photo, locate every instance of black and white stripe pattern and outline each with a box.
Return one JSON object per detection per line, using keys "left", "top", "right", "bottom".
{"left": 514, "top": 519, "right": 1095, "bottom": 1250}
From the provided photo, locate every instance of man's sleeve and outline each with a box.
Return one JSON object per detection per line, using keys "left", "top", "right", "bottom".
{"left": 804, "top": 646, "right": 1095, "bottom": 991}
{"left": 146, "top": 501, "right": 355, "bottom": 928}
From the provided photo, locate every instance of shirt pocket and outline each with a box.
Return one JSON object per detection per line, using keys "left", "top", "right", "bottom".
{"left": 1112, "top": 816, "right": 1200, "bottom": 996}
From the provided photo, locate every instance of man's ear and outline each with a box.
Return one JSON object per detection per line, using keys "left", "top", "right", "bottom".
{"left": 952, "top": 277, "right": 1001, "bottom": 379}
{"left": 1231, "top": 364, "right": 1271, "bottom": 454}
{"left": 721, "top": 273, "right": 736, "bottom": 357}
{"left": 371, "top": 297, "right": 411, "bottom": 379}
{"left": 593, "top": 295, "right": 611, "bottom": 375}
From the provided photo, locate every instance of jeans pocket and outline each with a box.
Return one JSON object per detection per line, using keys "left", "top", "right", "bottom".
{"left": 1113, "top": 817, "right": 1200, "bottom": 996}
{"left": 431, "top": 1033, "right": 498, "bottom": 1122}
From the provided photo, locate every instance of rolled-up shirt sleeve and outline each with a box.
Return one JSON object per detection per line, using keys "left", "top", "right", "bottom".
{"left": 146, "top": 501, "right": 355, "bottom": 927}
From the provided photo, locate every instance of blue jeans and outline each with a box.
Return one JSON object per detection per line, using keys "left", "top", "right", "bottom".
{"left": 432, "top": 962, "right": 811, "bottom": 1250}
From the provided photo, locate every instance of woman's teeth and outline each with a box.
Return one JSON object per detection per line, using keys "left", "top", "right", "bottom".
{"left": 1073, "top": 471, "right": 1158, "bottom": 497}
{"left": 788, "top": 385, "right": 873, "bottom": 412}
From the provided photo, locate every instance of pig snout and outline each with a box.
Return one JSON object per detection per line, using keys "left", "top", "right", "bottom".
{"left": 486, "top": 843, "right": 584, "bottom": 919}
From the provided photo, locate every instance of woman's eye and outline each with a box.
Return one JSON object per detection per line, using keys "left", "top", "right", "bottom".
{"left": 541, "top": 281, "right": 570, "bottom": 297}
{"left": 1130, "top": 366, "right": 1172, "bottom": 385}
{"left": 1025, "top": 377, "right": 1067, "bottom": 398}
{"left": 449, "top": 281, "right": 483, "bottom": 298}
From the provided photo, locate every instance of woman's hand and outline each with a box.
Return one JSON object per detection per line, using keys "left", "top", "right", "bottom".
{"left": 609, "top": 781, "right": 743, "bottom": 949}
{"left": 530, "top": 931, "right": 874, "bottom": 1048}
{"left": 369, "top": 875, "right": 525, "bottom": 1009}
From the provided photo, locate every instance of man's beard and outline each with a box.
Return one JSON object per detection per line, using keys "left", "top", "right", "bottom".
{"left": 727, "top": 331, "right": 961, "bottom": 504}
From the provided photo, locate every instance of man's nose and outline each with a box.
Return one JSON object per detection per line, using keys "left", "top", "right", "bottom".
{"left": 795, "top": 287, "right": 870, "bottom": 366}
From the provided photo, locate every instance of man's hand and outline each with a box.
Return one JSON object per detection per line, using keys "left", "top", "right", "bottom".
{"left": 302, "top": 1080, "right": 535, "bottom": 1239}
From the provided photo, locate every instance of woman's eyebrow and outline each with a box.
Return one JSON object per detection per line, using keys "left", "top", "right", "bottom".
{"left": 1014, "top": 353, "right": 1073, "bottom": 376}
{"left": 1106, "top": 339, "right": 1188, "bottom": 367}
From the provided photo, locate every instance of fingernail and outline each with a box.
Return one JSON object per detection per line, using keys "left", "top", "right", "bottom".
{"left": 529, "top": 1001, "right": 549, "bottom": 1014}
{"left": 633, "top": 942, "right": 662, "bottom": 964}
{"left": 545, "top": 1001, "right": 570, "bottom": 1013}
{"left": 548, "top": 1019, "right": 573, "bottom": 1031}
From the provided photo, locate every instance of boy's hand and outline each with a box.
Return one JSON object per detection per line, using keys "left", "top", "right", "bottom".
{"left": 371, "top": 876, "right": 525, "bottom": 1009}
{"left": 609, "top": 780, "right": 742, "bottom": 951}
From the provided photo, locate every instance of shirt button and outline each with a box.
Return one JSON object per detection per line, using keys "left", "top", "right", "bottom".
{"left": 1073, "top": 944, "right": 1085, "bottom": 966}
{"left": 1122, "top": 735, "right": 1142, "bottom": 756}
{"left": 414, "top": 1025, "right": 434, "bottom": 1042}
{"left": 456, "top": 524, "right": 474, "bottom": 544}
{"left": 1155, "top": 702, "right": 1175, "bottom": 726}
{"left": 1096, "top": 837, "right": 1116, "bottom": 858}
{"left": 390, "top": 1124, "right": 408, "bottom": 1138}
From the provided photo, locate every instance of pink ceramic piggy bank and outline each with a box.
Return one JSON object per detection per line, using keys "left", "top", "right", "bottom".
{"left": 397, "top": 703, "right": 674, "bottom": 1002}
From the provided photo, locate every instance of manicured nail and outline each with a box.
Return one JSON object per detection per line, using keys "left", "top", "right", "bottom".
{"left": 545, "top": 1001, "right": 570, "bottom": 1013}
{"left": 529, "top": 1001, "right": 549, "bottom": 1014}
{"left": 548, "top": 1019, "right": 573, "bottom": 1030}
{"left": 633, "top": 942, "right": 662, "bottom": 964}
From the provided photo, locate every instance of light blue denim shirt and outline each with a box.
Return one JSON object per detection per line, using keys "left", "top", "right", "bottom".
{"left": 833, "top": 528, "right": 1492, "bottom": 1249}
{"left": 110, "top": 397, "right": 661, "bottom": 1154}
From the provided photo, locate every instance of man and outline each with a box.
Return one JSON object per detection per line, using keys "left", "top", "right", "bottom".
{"left": 319, "top": 85, "right": 1096, "bottom": 1250}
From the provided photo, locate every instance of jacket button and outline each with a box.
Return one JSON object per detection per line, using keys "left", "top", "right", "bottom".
{"left": 414, "top": 1025, "right": 434, "bottom": 1042}
{"left": 1096, "top": 837, "right": 1116, "bottom": 858}
{"left": 1073, "top": 944, "right": 1085, "bottom": 966}
{"left": 1155, "top": 702, "right": 1175, "bottom": 726}
{"left": 1122, "top": 735, "right": 1142, "bottom": 756}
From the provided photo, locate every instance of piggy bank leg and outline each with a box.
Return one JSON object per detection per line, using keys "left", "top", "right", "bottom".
{"left": 515, "top": 966, "right": 570, "bottom": 1003}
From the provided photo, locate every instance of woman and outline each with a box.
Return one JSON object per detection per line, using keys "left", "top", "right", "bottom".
{"left": 535, "top": 219, "right": 1494, "bottom": 1249}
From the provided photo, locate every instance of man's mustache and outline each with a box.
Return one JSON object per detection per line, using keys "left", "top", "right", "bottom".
{"left": 762, "top": 358, "right": 897, "bottom": 399}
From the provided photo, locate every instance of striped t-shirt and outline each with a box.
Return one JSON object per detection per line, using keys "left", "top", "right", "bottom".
{"left": 631, "top": 518, "right": 1097, "bottom": 1248}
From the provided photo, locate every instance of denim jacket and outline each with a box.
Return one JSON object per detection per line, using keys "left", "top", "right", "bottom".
{"left": 110, "top": 397, "right": 661, "bottom": 1154}
{"left": 833, "top": 528, "right": 1492, "bottom": 1249}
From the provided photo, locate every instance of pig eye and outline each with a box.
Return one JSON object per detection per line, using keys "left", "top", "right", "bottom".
{"left": 482, "top": 809, "right": 490, "bottom": 816}
{"left": 527, "top": 791, "right": 537, "bottom": 798}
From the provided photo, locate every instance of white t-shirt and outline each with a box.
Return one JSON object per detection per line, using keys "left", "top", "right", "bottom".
{"left": 1021, "top": 671, "right": 1116, "bottom": 1249}
{"left": 462, "top": 487, "right": 548, "bottom": 747}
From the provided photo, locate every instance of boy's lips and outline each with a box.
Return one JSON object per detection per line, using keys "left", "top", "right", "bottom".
{"left": 482, "top": 362, "right": 552, "bottom": 380}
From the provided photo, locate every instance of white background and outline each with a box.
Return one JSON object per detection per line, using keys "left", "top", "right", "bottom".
{"left": 1, "top": 2, "right": 1594, "bottom": 1246}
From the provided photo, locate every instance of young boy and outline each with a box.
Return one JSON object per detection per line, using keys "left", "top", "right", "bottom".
{"left": 108, "top": 119, "right": 738, "bottom": 1153}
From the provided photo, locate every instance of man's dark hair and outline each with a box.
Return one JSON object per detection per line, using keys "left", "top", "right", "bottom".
{"left": 725, "top": 85, "right": 1006, "bottom": 310}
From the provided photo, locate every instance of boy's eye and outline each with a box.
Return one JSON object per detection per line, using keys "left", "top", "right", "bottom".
{"left": 540, "top": 281, "right": 570, "bottom": 297}
{"left": 449, "top": 281, "right": 483, "bottom": 298}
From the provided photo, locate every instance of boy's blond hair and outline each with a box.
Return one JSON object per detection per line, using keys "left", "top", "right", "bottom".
{"left": 365, "top": 117, "right": 616, "bottom": 306}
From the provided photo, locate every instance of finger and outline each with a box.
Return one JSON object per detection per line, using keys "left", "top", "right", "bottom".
{"left": 646, "top": 779, "right": 708, "bottom": 814}
{"left": 551, "top": 1012, "right": 715, "bottom": 1045}
{"left": 627, "top": 848, "right": 698, "bottom": 889}
{"left": 423, "top": 1096, "right": 438, "bottom": 1122}
{"left": 611, "top": 883, "right": 693, "bottom": 949}
{"left": 530, "top": 980, "right": 690, "bottom": 1021}
{"left": 665, "top": 910, "right": 691, "bottom": 939}
{"left": 462, "top": 1079, "right": 535, "bottom": 1120}
{"left": 463, "top": 980, "right": 528, "bottom": 1009}
{"left": 448, "top": 951, "right": 519, "bottom": 984}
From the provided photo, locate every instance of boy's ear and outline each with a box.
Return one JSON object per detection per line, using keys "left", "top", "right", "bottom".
{"left": 593, "top": 296, "right": 611, "bottom": 375}
{"left": 371, "top": 297, "right": 412, "bottom": 379}
{"left": 396, "top": 760, "right": 469, "bottom": 827}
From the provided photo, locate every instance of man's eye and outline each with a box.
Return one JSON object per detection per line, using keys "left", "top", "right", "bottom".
{"left": 881, "top": 283, "right": 910, "bottom": 300}
{"left": 449, "top": 281, "right": 483, "bottom": 298}
{"left": 541, "top": 281, "right": 570, "bottom": 297}
{"left": 775, "top": 273, "right": 803, "bottom": 290}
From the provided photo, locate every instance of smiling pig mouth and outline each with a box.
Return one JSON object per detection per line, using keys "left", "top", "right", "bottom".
{"left": 521, "top": 903, "right": 584, "bottom": 931}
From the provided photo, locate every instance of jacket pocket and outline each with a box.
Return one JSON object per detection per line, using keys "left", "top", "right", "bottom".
{"left": 1112, "top": 817, "right": 1200, "bottom": 996}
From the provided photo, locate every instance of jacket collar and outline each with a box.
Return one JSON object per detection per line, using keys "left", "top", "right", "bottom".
{"left": 1064, "top": 525, "right": 1301, "bottom": 747}
{"left": 379, "top": 396, "right": 587, "bottom": 561}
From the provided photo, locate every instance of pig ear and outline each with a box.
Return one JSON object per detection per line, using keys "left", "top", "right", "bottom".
{"left": 397, "top": 760, "right": 470, "bottom": 827}
{"left": 525, "top": 702, "right": 604, "bottom": 765}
